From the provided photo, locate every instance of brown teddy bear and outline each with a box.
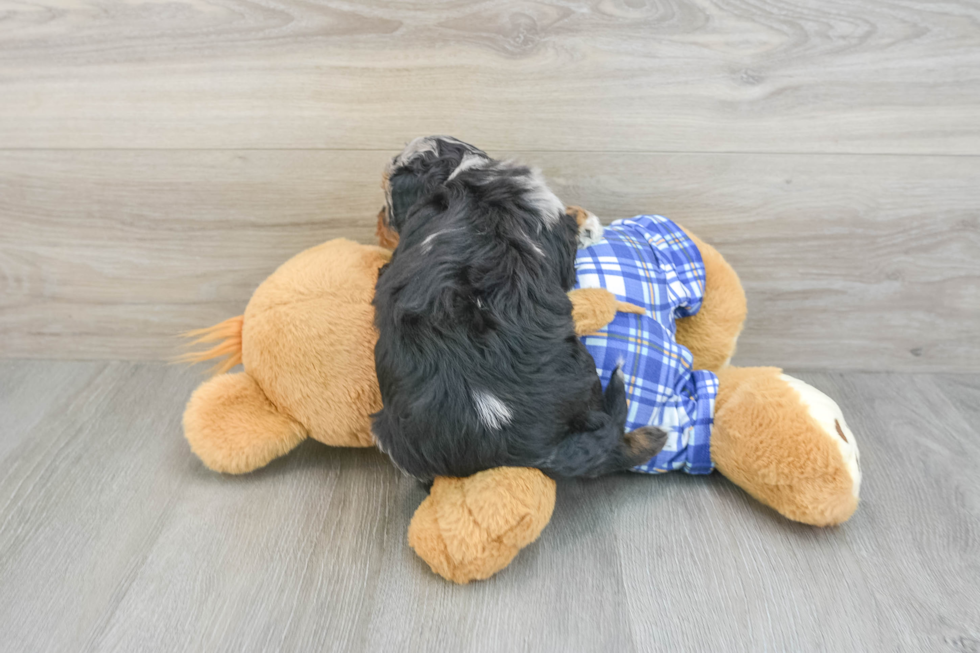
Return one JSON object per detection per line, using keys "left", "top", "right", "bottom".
{"left": 181, "top": 209, "right": 860, "bottom": 584}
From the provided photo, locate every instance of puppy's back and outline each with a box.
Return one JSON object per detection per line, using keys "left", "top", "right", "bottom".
{"left": 373, "top": 182, "right": 590, "bottom": 475}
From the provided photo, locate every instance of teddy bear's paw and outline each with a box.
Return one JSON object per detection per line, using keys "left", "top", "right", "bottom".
{"left": 407, "top": 467, "right": 556, "bottom": 584}
{"left": 568, "top": 288, "right": 645, "bottom": 336}
{"left": 780, "top": 374, "right": 861, "bottom": 499}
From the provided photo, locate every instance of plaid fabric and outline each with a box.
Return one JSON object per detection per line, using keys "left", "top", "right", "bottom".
{"left": 575, "top": 215, "right": 718, "bottom": 474}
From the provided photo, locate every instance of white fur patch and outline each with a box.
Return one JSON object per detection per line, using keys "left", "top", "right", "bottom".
{"left": 395, "top": 136, "right": 439, "bottom": 166}
{"left": 420, "top": 229, "right": 453, "bottom": 254}
{"left": 472, "top": 390, "right": 513, "bottom": 430}
{"left": 385, "top": 136, "right": 441, "bottom": 193}
{"left": 577, "top": 213, "right": 604, "bottom": 249}
{"left": 448, "top": 154, "right": 488, "bottom": 181}
{"left": 781, "top": 374, "right": 861, "bottom": 498}
{"left": 516, "top": 227, "right": 545, "bottom": 257}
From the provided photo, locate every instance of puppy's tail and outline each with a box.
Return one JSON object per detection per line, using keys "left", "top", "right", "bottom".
{"left": 175, "top": 315, "right": 244, "bottom": 375}
{"left": 543, "top": 366, "right": 667, "bottom": 478}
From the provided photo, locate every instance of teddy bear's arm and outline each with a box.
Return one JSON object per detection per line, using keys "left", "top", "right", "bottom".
{"left": 568, "top": 288, "right": 645, "bottom": 336}
{"left": 673, "top": 226, "right": 747, "bottom": 372}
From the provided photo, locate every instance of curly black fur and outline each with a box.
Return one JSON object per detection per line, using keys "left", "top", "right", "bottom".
{"left": 372, "top": 136, "right": 665, "bottom": 481}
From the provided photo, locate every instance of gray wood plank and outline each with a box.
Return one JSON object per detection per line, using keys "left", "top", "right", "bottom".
{"left": 1, "top": 0, "right": 978, "bottom": 153}
{"left": 789, "top": 371, "right": 980, "bottom": 651}
{"left": 610, "top": 370, "right": 980, "bottom": 651}
{"left": 0, "top": 362, "right": 199, "bottom": 652}
{"left": 1, "top": 361, "right": 979, "bottom": 652}
{"left": 0, "top": 360, "right": 105, "bottom": 464}
{"left": 931, "top": 373, "right": 980, "bottom": 438}
{"left": 92, "top": 446, "right": 403, "bottom": 653}
{"left": 2, "top": 150, "right": 977, "bottom": 371}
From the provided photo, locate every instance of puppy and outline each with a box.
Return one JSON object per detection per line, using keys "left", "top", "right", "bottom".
{"left": 372, "top": 136, "right": 665, "bottom": 482}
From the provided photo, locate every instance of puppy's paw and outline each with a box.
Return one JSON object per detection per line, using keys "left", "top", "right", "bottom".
{"left": 567, "top": 205, "right": 603, "bottom": 248}
{"left": 623, "top": 426, "right": 667, "bottom": 465}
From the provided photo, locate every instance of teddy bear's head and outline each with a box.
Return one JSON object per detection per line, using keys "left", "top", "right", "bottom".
{"left": 183, "top": 238, "right": 392, "bottom": 473}
{"left": 241, "top": 238, "right": 392, "bottom": 448}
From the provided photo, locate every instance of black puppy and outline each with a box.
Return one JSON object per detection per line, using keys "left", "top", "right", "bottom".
{"left": 372, "top": 136, "right": 665, "bottom": 482}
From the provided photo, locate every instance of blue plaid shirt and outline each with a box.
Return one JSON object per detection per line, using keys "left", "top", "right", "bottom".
{"left": 575, "top": 215, "right": 718, "bottom": 474}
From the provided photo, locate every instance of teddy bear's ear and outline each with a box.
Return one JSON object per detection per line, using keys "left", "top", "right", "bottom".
{"left": 183, "top": 372, "right": 307, "bottom": 474}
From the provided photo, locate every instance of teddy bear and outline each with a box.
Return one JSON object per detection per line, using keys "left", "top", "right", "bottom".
{"left": 181, "top": 207, "right": 861, "bottom": 584}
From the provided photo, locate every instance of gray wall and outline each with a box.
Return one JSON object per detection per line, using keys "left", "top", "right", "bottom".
{"left": 2, "top": 0, "right": 978, "bottom": 371}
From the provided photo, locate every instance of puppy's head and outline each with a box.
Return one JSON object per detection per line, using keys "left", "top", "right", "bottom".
{"left": 380, "top": 136, "right": 490, "bottom": 236}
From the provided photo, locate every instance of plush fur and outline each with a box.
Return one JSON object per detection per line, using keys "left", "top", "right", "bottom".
{"left": 712, "top": 367, "right": 858, "bottom": 526}
{"left": 569, "top": 287, "right": 646, "bottom": 336}
{"left": 674, "top": 229, "right": 747, "bottom": 371}
{"left": 181, "top": 213, "right": 860, "bottom": 586}
{"left": 407, "top": 467, "right": 556, "bottom": 584}
{"left": 184, "top": 372, "right": 306, "bottom": 474}
{"left": 372, "top": 136, "right": 664, "bottom": 481}
{"left": 242, "top": 239, "right": 389, "bottom": 449}
{"left": 182, "top": 239, "right": 391, "bottom": 478}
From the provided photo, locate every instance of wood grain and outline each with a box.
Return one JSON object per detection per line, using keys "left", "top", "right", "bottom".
{"left": 2, "top": 149, "right": 977, "bottom": 370}
{"left": 1, "top": 361, "right": 978, "bottom": 651}
{"left": 931, "top": 373, "right": 980, "bottom": 438}
{"left": 611, "top": 369, "right": 980, "bottom": 652}
{"left": 0, "top": 0, "right": 978, "bottom": 152}
{"left": 0, "top": 359, "right": 105, "bottom": 462}
{"left": 1, "top": 0, "right": 976, "bottom": 647}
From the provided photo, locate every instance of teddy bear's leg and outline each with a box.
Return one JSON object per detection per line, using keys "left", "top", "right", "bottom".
{"left": 674, "top": 228, "right": 747, "bottom": 372}
{"left": 184, "top": 372, "right": 308, "bottom": 474}
{"left": 711, "top": 366, "right": 860, "bottom": 526}
{"left": 408, "top": 467, "right": 557, "bottom": 584}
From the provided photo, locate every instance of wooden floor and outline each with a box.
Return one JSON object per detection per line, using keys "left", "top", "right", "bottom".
{"left": 2, "top": 1, "right": 978, "bottom": 650}
{"left": 1, "top": 360, "right": 978, "bottom": 652}
{"left": 2, "top": 0, "right": 979, "bottom": 371}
